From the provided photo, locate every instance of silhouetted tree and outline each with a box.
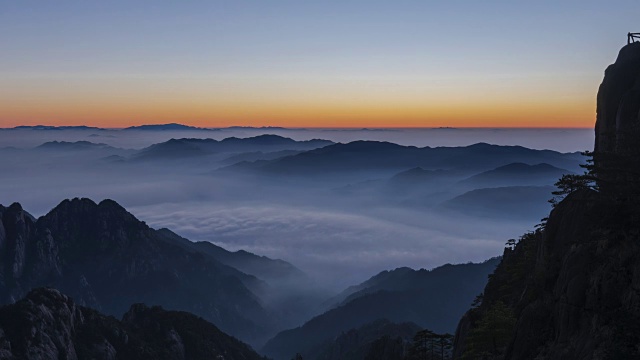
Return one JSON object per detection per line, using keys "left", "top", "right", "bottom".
{"left": 549, "top": 174, "right": 593, "bottom": 206}
{"left": 407, "top": 330, "right": 453, "bottom": 360}
{"left": 435, "top": 334, "right": 454, "bottom": 360}
{"left": 505, "top": 239, "right": 516, "bottom": 250}
{"left": 407, "top": 329, "right": 435, "bottom": 359}
{"left": 535, "top": 217, "right": 548, "bottom": 230}
{"left": 549, "top": 151, "right": 598, "bottom": 206}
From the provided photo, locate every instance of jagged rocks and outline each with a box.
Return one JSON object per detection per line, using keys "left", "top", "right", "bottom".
{"left": 0, "top": 288, "right": 266, "bottom": 360}
{"left": 0, "top": 198, "right": 271, "bottom": 346}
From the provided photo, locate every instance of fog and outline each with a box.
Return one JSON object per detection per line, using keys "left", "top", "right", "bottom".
{"left": 0, "top": 127, "right": 593, "bottom": 152}
{"left": 0, "top": 127, "right": 587, "bottom": 290}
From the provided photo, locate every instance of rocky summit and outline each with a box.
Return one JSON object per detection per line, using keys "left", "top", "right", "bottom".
{"left": 595, "top": 41, "right": 640, "bottom": 196}
{"left": 0, "top": 288, "right": 265, "bottom": 360}
{"left": 452, "top": 42, "right": 640, "bottom": 359}
{"left": 0, "top": 198, "right": 272, "bottom": 346}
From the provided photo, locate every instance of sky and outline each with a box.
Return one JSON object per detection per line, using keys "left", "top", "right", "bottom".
{"left": 1, "top": 0, "right": 638, "bottom": 128}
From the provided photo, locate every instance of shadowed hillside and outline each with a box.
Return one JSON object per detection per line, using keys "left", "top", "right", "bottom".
{"left": 0, "top": 198, "right": 273, "bottom": 346}
{"left": 452, "top": 41, "right": 640, "bottom": 360}
{"left": 0, "top": 288, "right": 266, "bottom": 360}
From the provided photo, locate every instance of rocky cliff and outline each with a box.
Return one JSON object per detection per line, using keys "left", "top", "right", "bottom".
{"left": 0, "top": 288, "right": 265, "bottom": 360}
{"left": 595, "top": 41, "right": 640, "bottom": 196}
{"left": 0, "top": 198, "right": 272, "bottom": 346}
{"left": 452, "top": 42, "right": 640, "bottom": 359}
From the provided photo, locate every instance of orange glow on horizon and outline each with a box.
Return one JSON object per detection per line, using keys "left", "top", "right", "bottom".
{"left": 0, "top": 69, "right": 599, "bottom": 129}
{"left": 0, "top": 98, "right": 596, "bottom": 129}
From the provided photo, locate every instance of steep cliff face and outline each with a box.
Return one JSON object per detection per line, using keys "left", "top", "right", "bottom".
{"left": 0, "top": 288, "right": 266, "bottom": 360}
{"left": 595, "top": 42, "right": 640, "bottom": 195}
{"left": 453, "top": 42, "right": 640, "bottom": 359}
{"left": 454, "top": 189, "right": 640, "bottom": 359}
{"left": 0, "top": 203, "right": 61, "bottom": 303}
{"left": 0, "top": 198, "right": 272, "bottom": 346}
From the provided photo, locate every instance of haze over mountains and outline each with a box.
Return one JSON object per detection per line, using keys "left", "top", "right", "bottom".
{"left": 0, "top": 127, "right": 585, "bottom": 289}
{"left": 262, "top": 259, "right": 499, "bottom": 359}
{"left": 0, "top": 125, "right": 592, "bottom": 152}
{"left": 0, "top": 197, "right": 497, "bottom": 355}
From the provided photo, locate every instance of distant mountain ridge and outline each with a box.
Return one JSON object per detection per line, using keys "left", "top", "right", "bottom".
{"left": 35, "top": 140, "right": 117, "bottom": 151}
{"left": 227, "top": 141, "right": 584, "bottom": 179}
{"left": 441, "top": 185, "right": 555, "bottom": 220}
{"left": 133, "top": 135, "right": 334, "bottom": 161}
{"left": 458, "top": 162, "right": 571, "bottom": 188}
{"left": 123, "top": 123, "right": 215, "bottom": 131}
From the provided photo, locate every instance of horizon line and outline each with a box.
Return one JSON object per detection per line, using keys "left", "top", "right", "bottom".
{"left": 0, "top": 124, "right": 595, "bottom": 130}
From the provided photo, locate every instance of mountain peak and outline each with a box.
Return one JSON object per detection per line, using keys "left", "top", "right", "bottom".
{"left": 595, "top": 41, "right": 640, "bottom": 196}
{"left": 1, "top": 199, "right": 272, "bottom": 345}
{"left": 50, "top": 197, "right": 98, "bottom": 211}
{"left": 124, "top": 123, "right": 208, "bottom": 131}
{"left": 7, "top": 202, "right": 23, "bottom": 212}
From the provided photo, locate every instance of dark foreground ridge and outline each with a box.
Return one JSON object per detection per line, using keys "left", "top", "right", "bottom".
{"left": 0, "top": 288, "right": 265, "bottom": 360}
{"left": 452, "top": 41, "right": 640, "bottom": 359}
{"left": 0, "top": 198, "right": 272, "bottom": 346}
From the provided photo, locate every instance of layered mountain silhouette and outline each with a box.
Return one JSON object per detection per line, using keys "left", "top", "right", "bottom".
{"left": 123, "top": 123, "right": 214, "bottom": 131}
{"left": 0, "top": 198, "right": 274, "bottom": 346}
{"left": 441, "top": 185, "right": 555, "bottom": 220}
{"left": 0, "top": 288, "right": 265, "bottom": 360}
{"left": 457, "top": 162, "right": 570, "bottom": 188}
{"left": 220, "top": 150, "right": 303, "bottom": 165}
{"left": 155, "top": 228, "right": 307, "bottom": 284}
{"left": 387, "top": 167, "right": 459, "bottom": 187}
{"left": 228, "top": 142, "right": 583, "bottom": 179}
{"left": 133, "top": 135, "right": 333, "bottom": 161}
{"left": 333, "top": 161, "right": 568, "bottom": 220}
{"left": 262, "top": 259, "right": 499, "bottom": 359}
{"left": 35, "top": 141, "right": 117, "bottom": 152}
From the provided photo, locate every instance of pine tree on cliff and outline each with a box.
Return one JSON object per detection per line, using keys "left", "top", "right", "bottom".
{"left": 452, "top": 37, "right": 640, "bottom": 360}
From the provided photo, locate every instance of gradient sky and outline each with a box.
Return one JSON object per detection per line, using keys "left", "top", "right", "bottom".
{"left": 1, "top": 0, "right": 639, "bottom": 128}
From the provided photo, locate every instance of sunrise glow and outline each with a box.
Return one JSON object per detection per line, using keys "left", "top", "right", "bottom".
{"left": 0, "top": 1, "right": 634, "bottom": 128}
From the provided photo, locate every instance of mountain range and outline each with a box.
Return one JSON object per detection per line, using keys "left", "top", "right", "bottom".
{"left": 227, "top": 142, "right": 583, "bottom": 178}
{"left": 0, "top": 199, "right": 276, "bottom": 346}
{"left": 132, "top": 135, "right": 334, "bottom": 161}
{"left": 0, "top": 196, "right": 506, "bottom": 359}
{"left": 262, "top": 258, "right": 499, "bottom": 359}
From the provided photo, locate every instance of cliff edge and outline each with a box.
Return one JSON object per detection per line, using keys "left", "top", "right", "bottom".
{"left": 453, "top": 42, "right": 640, "bottom": 359}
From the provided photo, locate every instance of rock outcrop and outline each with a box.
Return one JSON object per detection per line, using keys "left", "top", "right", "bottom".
{"left": 595, "top": 41, "right": 640, "bottom": 196}
{"left": 0, "top": 198, "right": 272, "bottom": 346}
{"left": 0, "top": 288, "right": 266, "bottom": 360}
{"left": 452, "top": 42, "right": 640, "bottom": 359}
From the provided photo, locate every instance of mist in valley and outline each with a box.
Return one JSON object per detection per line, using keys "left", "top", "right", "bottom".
{"left": 0, "top": 127, "right": 588, "bottom": 291}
